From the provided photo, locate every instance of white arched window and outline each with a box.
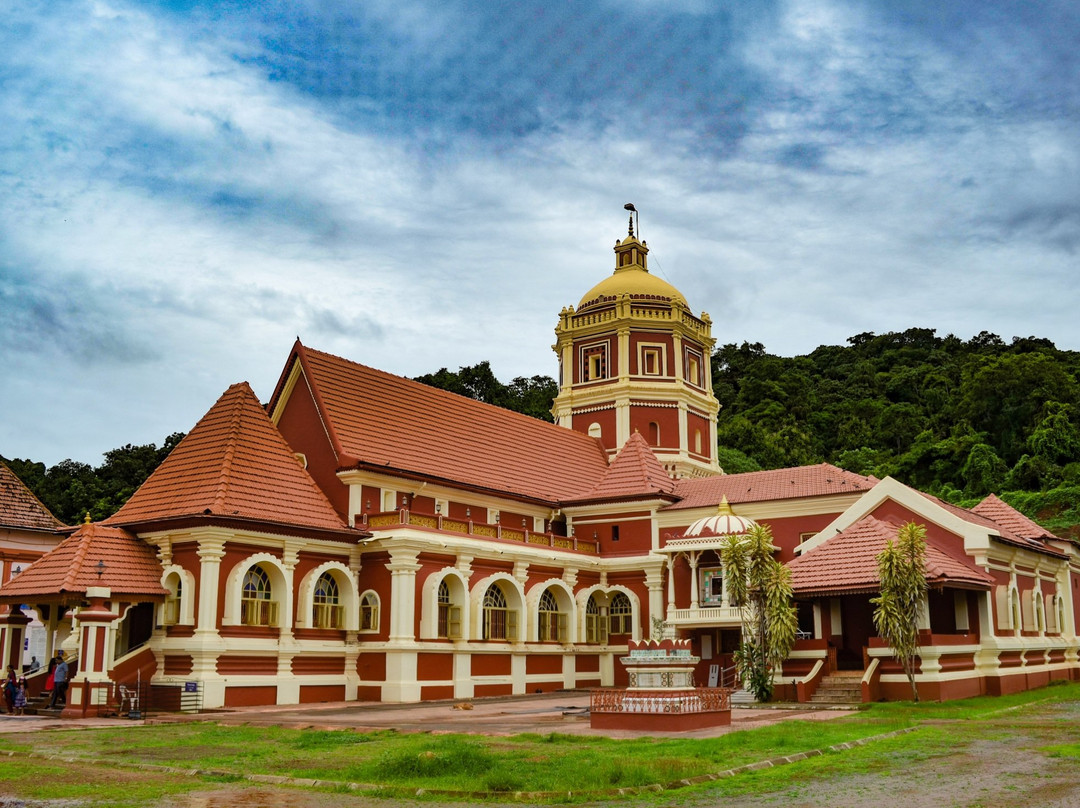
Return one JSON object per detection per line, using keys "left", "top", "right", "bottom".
{"left": 241, "top": 565, "right": 278, "bottom": 627}
{"left": 162, "top": 572, "right": 182, "bottom": 626}
{"left": 537, "top": 589, "right": 566, "bottom": 642}
{"left": 359, "top": 591, "right": 380, "bottom": 632}
{"left": 313, "top": 573, "right": 342, "bottom": 629}
{"left": 483, "top": 583, "right": 517, "bottom": 641}
{"left": 585, "top": 595, "right": 607, "bottom": 644}
{"left": 609, "top": 592, "right": 633, "bottom": 636}
{"left": 438, "top": 580, "right": 462, "bottom": 639}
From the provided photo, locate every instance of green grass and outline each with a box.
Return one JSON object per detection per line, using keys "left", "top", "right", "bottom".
{"left": 1, "top": 681, "right": 1078, "bottom": 803}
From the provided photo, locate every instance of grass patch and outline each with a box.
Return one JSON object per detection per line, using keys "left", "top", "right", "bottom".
{"left": 0, "top": 681, "right": 1077, "bottom": 803}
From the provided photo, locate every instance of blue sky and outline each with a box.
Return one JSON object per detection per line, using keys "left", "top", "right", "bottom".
{"left": 2, "top": 0, "right": 1078, "bottom": 466}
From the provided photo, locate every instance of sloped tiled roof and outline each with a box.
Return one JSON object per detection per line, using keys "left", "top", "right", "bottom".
{"left": 917, "top": 491, "right": 1059, "bottom": 555}
{"left": 278, "top": 343, "right": 611, "bottom": 503}
{"left": 788, "top": 516, "right": 994, "bottom": 597}
{"left": 666, "top": 464, "right": 877, "bottom": 510}
{"left": 0, "top": 521, "right": 168, "bottom": 603}
{"left": 566, "top": 432, "right": 676, "bottom": 504}
{"left": 107, "top": 382, "right": 351, "bottom": 535}
{"left": 972, "top": 494, "right": 1058, "bottom": 542}
{"left": 0, "top": 461, "right": 64, "bottom": 532}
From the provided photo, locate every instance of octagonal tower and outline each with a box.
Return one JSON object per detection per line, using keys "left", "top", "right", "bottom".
{"left": 552, "top": 217, "right": 720, "bottom": 478}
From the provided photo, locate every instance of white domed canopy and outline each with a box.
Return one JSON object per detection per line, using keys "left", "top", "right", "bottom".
{"left": 683, "top": 497, "right": 756, "bottom": 538}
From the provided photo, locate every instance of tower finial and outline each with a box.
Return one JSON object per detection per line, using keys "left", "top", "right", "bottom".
{"left": 84, "top": 511, "right": 92, "bottom": 524}
{"left": 624, "top": 202, "right": 637, "bottom": 238}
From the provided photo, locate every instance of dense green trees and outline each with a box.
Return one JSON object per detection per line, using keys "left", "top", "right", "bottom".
{"left": 2, "top": 434, "right": 184, "bottom": 525}
{"left": 713, "top": 329, "right": 1080, "bottom": 536}
{"left": 414, "top": 362, "right": 559, "bottom": 423}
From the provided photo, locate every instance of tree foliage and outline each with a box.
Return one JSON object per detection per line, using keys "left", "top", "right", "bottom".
{"left": 713, "top": 329, "right": 1080, "bottom": 536}
{"left": 871, "top": 522, "right": 928, "bottom": 702}
{"left": 414, "top": 362, "right": 558, "bottom": 423}
{"left": 720, "top": 523, "right": 798, "bottom": 702}
{"left": 1, "top": 433, "right": 184, "bottom": 524}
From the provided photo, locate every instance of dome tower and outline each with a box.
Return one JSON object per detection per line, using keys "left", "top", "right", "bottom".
{"left": 552, "top": 212, "right": 720, "bottom": 478}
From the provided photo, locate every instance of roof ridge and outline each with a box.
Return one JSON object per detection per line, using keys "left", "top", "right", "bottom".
{"left": 302, "top": 344, "right": 603, "bottom": 441}
{"left": 60, "top": 526, "right": 94, "bottom": 591}
{"left": 211, "top": 384, "right": 247, "bottom": 513}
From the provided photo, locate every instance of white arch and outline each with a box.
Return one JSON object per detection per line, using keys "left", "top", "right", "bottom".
{"left": 470, "top": 573, "right": 525, "bottom": 643}
{"left": 222, "top": 553, "right": 289, "bottom": 627}
{"left": 160, "top": 564, "right": 196, "bottom": 626}
{"left": 420, "top": 568, "right": 471, "bottom": 641}
{"left": 526, "top": 579, "right": 576, "bottom": 643}
{"left": 295, "top": 561, "right": 359, "bottom": 630}
{"left": 575, "top": 584, "right": 642, "bottom": 642}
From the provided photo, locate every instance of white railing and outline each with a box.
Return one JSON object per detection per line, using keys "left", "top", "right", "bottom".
{"left": 669, "top": 606, "right": 742, "bottom": 625}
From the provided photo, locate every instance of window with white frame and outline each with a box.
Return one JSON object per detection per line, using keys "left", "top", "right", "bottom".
{"left": 581, "top": 342, "right": 608, "bottom": 382}
{"left": 537, "top": 589, "right": 567, "bottom": 642}
{"left": 163, "top": 574, "right": 182, "bottom": 626}
{"left": 608, "top": 592, "right": 633, "bottom": 635}
{"left": 437, "top": 579, "right": 462, "bottom": 639}
{"left": 359, "top": 591, "right": 380, "bottom": 632}
{"left": 639, "top": 344, "right": 665, "bottom": 376}
{"left": 585, "top": 594, "right": 608, "bottom": 644}
{"left": 313, "top": 572, "right": 343, "bottom": 629}
{"left": 482, "top": 583, "right": 517, "bottom": 641}
{"left": 241, "top": 565, "right": 278, "bottom": 627}
{"left": 685, "top": 349, "right": 702, "bottom": 387}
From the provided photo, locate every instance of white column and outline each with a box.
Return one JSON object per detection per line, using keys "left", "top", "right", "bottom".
{"left": 386, "top": 548, "right": 421, "bottom": 643}
{"left": 688, "top": 551, "right": 700, "bottom": 610}
{"left": 666, "top": 555, "right": 677, "bottom": 623}
{"left": 195, "top": 540, "right": 225, "bottom": 637}
{"left": 645, "top": 563, "right": 664, "bottom": 640}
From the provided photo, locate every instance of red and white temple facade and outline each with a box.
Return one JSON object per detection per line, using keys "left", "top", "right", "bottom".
{"left": 1, "top": 221, "right": 1078, "bottom": 713}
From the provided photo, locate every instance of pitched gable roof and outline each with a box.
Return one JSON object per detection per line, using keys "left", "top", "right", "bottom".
{"left": 107, "top": 382, "right": 351, "bottom": 535}
{"left": 0, "top": 521, "right": 167, "bottom": 604}
{"left": 565, "top": 432, "right": 676, "bottom": 504}
{"left": 271, "top": 342, "right": 611, "bottom": 503}
{"left": 788, "top": 515, "right": 994, "bottom": 597}
{"left": 971, "top": 494, "right": 1058, "bottom": 542}
{"left": 0, "top": 461, "right": 64, "bottom": 532}
{"left": 666, "top": 463, "right": 877, "bottom": 510}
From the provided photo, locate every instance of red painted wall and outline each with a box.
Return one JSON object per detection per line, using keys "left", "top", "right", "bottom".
{"left": 572, "top": 408, "right": 617, "bottom": 449}
{"left": 274, "top": 369, "right": 350, "bottom": 518}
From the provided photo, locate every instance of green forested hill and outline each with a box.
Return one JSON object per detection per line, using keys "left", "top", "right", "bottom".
{"left": 712, "top": 329, "right": 1080, "bottom": 538}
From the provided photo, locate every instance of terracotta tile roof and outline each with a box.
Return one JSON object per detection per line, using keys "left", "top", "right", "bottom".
{"left": 0, "top": 521, "right": 168, "bottom": 603}
{"left": 666, "top": 464, "right": 877, "bottom": 510}
{"left": 788, "top": 516, "right": 994, "bottom": 597}
{"left": 917, "top": 492, "right": 1059, "bottom": 555}
{"left": 107, "top": 382, "right": 351, "bottom": 535}
{"left": 280, "top": 343, "right": 611, "bottom": 503}
{"left": 971, "top": 494, "right": 1058, "bottom": 542}
{"left": 0, "top": 461, "right": 64, "bottom": 532}
{"left": 565, "top": 432, "right": 676, "bottom": 504}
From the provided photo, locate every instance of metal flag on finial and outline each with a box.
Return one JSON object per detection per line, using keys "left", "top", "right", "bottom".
{"left": 624, "top": 203, "right": 637, "bottom": 238}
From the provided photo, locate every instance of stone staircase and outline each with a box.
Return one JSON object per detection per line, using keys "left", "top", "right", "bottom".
{"left": 22, "top": 691, "right": 63, "bottom": 717}
{"left": 809, "top": 671, "right": 864, "bottom": 705}
{"left": 730, "top": 687, "right": 757, "bottom": 707}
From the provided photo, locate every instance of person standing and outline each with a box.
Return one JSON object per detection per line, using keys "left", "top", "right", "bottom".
{"left": 13, "top": 679, "right": 26, "bottom": 716}
{"left": 3, "top": 666, "right": 15, "bottom": 714}
{"left": 48, "top": 652, "right": 68, "bottom": 709}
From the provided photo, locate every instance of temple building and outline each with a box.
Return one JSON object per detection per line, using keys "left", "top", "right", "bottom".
{"left": 1, "top": 219, "right": 1078, "bottom": 714}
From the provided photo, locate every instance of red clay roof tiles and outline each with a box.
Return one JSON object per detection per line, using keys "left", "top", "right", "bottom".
{"left": 667, "top": 463, "right": 877, "bottom": 510}
{"left": 566, "top": 432, "right": 676, "bottom": 503}
{"left": 971, "top": 494, "right": 1057, "bottom": 542}
{"left": 789, "top": 516, "right": 994, "bottom": 596}
{"left": 0, "top": 521, "right": 168, "bottom": 603}
{"left": 285, "top": 343, "right": 612, "bottom": 503}
{"left": 107, "top": 382, "right": 350, "bottom": 534}
{"left": 0, "top": 461, "right": 64, "bottom": 532}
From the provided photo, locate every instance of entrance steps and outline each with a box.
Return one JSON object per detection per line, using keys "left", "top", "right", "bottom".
{"left": 809, "top": 671, "right": 864, "bottom": 705}
{"left": 730, "top": 687, "right": 756, "bottom": 707}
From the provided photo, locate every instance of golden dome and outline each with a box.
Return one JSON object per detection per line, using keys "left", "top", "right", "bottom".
{"left": 577, "top": 267, "right": 687, "bottom": 310}
{"left": 578, "top": 235, "right": 688, "bottom": 310}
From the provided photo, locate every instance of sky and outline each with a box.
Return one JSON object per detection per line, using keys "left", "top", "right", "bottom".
{"left": 2, "top": 0, "right": 1078, "bottom": 467}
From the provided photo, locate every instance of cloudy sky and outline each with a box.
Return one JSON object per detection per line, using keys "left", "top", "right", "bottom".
{"left": 2, "top": 0, "right": 1078, "bottom": 467}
